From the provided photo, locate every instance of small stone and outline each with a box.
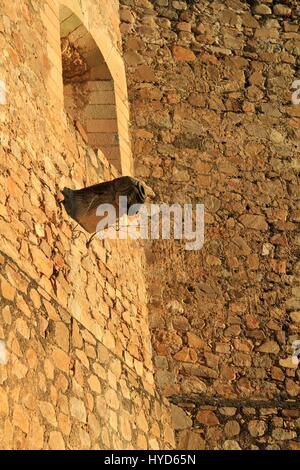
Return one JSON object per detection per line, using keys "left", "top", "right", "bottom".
{"left": 120, "top": 414, "right": 132, "bottom": 442}
{"left": 258, "top": 340, "right": 280, "bottom": 354}
{"left": 120, "top": 9, "right": 135, "bottom": 23}
{"left": 88, "top": 413, "right": 101, "bottom": 438}
{"left": 136, "top": 411, "right": 149, "bottom": 433}
{"left": 279, "top": 357, "right": 298, "bottom": 369}
{"left": 124, "top": 51, "right": 144, "bottom": 67}
{"left": 247, "top": 254, "right": 259, "bottom": 270}
{"left": 2, "top": 306, "right": 11, "bottom": 325}
{"left": 248, "top": 420, "right": 267, "bottom": 437}
{"left": 272, "top": 428, "right": 297, "bottom": 440}
{"left": 96, "top": 396, "right": 107, "bottom": 419}
{"left": 260, "top": 408, "right": 277, "bottom": 416}
{"left": 272, "top": 417, "right": 283, "bottom": 428}
{"left": 289, "top": 442, "right": 300, "bottom": 450}
{"left": 267, "top": 444, "right": 281, "bottom": 450}
{"left": 34, "top": 223, "right": 45, "bottom": 238}
{"left": 171, "top": 404, "right": 192, "bottom": 430}
{"left": 223, "top": 440, "right": 241, "bottom": 450}
{"left": 1, "top": 277, "right": 16, "bottom": 301}
{"left": 196, "top": 410, "right": 219, "bottom": 426}
{"left": 29, "top": 289, "right": 41, "bottom": 308}
{"left": 240, "top": 214, "right": 268, "bottom": 231}
{"left": 184, "top": 364, "right": 218, "bottom": 379}
{"left": 221, "top": 364, "right": 236, "bottom": 380}
{"left": 286, "top": 378, "right": 300, "bottom": 397}
{"left": 30, "top": 246, "right": 53, "bottom": 277}
{"left": 181, "top": 377, "right": 207, "bottom": 394}
{"left": 70, "top": 397, "right": 87, "bottom": 423}
{"left": 206, "top": 255, "right": 222, "bottom": 266}
{"left": 79, "top": 428, "right": 91, "bottom": 448}
{"left": 262, "top": 243, "right": 273, "bottom": 256}
{"left": 44, "top": 359, "right": 54, "bottom": 380}
{"left": 102, "top": 330, "right": 115, "bottom": 351}
{"left": 27, "top": 418, "right": 44, "bottom": 450}
{"left": 172, "top": 1, "right": 187, "bottom": 10}
{"left": 237, "top": 377, "right": 253, "bottom": 395}
{"left": 136, "top": 433, "right": 148, "bottom": 449}
{"left": 270, "top": 129, "right": 284, "bottom": 144}
{"left": 164, "top": 424, "right": 176, "bottom": 448}
{"left": 224, "top": 420, "right": 240, "bottom": 437}
{"left": 87, "top": 374, "right": 101, "bottom": 394}
{"left": 38, "top": 401, "right": 57, "bottom": 427}
{"left": 219, "top": 407, "right": 236, "bottom": 417}
{"left": 56, "top": 373, "right": 68, "bottom": 393}
{"left": 135, "top": 64, "right": 156, "bottom": 82}
{"left": 174, "top": 347, "right": 197, "bottom": 362}
{"left": 0, "top": 364, "right": 8, "bottom": 385}
{"left": 16, "top": 319, "right": 30, "bottom": 339}
{"left": 290, "top": 312, "right": 300, "bottom": 323}
{"left": 54, "top": 322, "right": 69, "bottom": 352}
{"left": 149, "top": 439, "right": 160, "bottom": 450}
{"left": 187, "top": 332, "right": 205, "bottom": 349}
{"left": 271, "top": 367, "right": 285, "bottom": 381}
{"left": 176, "top": 22, "right": 191, "bottom": 32}
{"left": 0, "top": 388, "right": 9, "bottom": 415}
{"left": 105, "top": 389, "right": 119, "bottom": 411}
{"left": 178, "top": 429, "right": 205, "bottom": 450}
{"left": 72, "top": 321, "right": 83, "bottom": 349}
{"left": 273, "top": 4, "right": 291, "bottom": 16}
{"left": 13, "top": 360, "right": 28, "bottom": 379}
{"left": 76, "top": 349, "right": 90, "bottom": 369}
{"left": 172, "top": 45, "right": 196, "bottom": 62}
{"left": 13, "top": 404, "right": 29, "bottom": 434}
{"left": 48, "top": 431, "right": 65, "bottom": 450}
{"left": 224, "top": 325, "right": 241, "bottom": 337}
{"left": 166, "top": 300, "right": 184, "bottom": 314}
{"left": 253, "top": 5, "right": 272, "bottom": 15}
{"left": 216, "top": 343, "right": 231, "bottom": 353}
{"left": 26, "top": 348, "right": 38, "bottom": 369}
{"left": 51, "top": 347, "right": 70, "bottom": 373}
{"left": 86, "top": 392, "right": 94, "bottom": 412}
{"left": 101, "top": 427, "right": 111, "bottom": 448}
{"left": 58, "top": 413, "right": 71, "bottom": 436}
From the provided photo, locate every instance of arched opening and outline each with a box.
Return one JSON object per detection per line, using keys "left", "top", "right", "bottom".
{"left": 59, "top": 5, "right": 121, "bottom": 170}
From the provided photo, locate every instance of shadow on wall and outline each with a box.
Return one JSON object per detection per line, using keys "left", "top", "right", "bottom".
{"left": 60, "top": 5, "right": 121, "bottom": 170}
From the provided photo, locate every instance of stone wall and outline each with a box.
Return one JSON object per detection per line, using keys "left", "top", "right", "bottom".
{"left": 0, "top": 0, "right": 174, "bottom": 450}
{"left": 120, "top": 0, "right": 300, "bottom": 449}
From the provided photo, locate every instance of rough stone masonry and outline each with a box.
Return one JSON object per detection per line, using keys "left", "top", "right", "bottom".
{"left": 120, "top": 0, "right": 300, "bottom": 450}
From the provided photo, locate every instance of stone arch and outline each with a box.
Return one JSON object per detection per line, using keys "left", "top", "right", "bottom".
{"left": 57, "top": 1, "right": 132, "bottom": 175}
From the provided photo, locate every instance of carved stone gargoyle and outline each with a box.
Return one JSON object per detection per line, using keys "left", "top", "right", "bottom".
{"left": 61, "top": 176, "right": 155, "bottom": 235}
